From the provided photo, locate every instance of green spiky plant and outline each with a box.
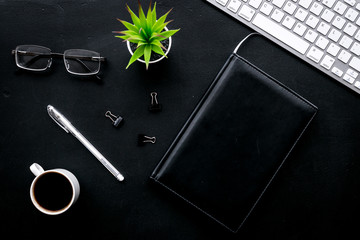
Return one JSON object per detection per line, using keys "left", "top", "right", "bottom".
{"left": 113, "top": 1, "right": 179, "bottom": 69}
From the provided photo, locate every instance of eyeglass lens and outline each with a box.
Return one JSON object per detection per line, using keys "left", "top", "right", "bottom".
{"left": 15, "top": 45, "right": 51, "bottom": 71}
{"left": 64, "top": 49, "right": 101, "bottom": 75}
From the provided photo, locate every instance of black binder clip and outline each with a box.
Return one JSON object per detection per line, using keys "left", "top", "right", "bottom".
{"left": 148, "top": 92, "right": 162, "bottom": 112}
{"left": 138, "top": 134, "right": 156, "bottom": 146}
{"left": 105, "top": 111, "right": 123, "bottom": 127}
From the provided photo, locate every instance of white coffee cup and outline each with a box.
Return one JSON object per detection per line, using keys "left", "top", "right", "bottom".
{"left": 29, "top": 163, "right": 80, "bottom": 215}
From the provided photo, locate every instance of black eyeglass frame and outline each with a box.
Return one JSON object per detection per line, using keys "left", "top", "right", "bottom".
{"left": 12, "top": 45, "right": 106, "bottom": 78}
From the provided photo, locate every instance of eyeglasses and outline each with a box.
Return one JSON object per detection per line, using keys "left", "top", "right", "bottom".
{"left": 12, "top": 45, "right": 106, "bottom": 79}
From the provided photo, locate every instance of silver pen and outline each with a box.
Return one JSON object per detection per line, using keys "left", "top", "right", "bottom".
{"left": 47, "top": 105, "right": 124, "bottom": 181}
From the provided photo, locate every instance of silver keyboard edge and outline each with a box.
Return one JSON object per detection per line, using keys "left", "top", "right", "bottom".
{"left": 206, "top": 0, "right": 360, "bottom": 95}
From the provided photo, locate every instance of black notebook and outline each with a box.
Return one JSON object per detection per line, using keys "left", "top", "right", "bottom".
{"left": 151, "top": 51, "right": 318, "bottom": 232}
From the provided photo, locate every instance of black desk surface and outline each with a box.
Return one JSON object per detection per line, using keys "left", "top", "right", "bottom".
{"left": 1, "top": 0, "right": 360, "bottom": 239}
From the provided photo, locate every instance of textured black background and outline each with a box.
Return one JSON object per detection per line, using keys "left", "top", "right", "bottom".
{"left": 1, "top": 0, "right": 360, "bottom": 239}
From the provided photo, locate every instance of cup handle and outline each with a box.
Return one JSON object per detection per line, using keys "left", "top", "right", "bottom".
{"left": 30, "top": 163, "right": 44, "bottom": 176}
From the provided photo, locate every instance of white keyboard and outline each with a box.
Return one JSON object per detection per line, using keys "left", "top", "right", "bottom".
{"left": 206, "top": 0, "right": 360, "bottom": 94}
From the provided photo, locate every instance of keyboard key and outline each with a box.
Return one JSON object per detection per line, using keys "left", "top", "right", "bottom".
{"left": 317, "top": 22, "right": 331, "bottom": 35}
{"left": 355, "top": 81, "right": 360, "bottom": 89}
{"left": 239, "top": 5, "right": 256, "bottom": 21}
{"left": 354, "top": 81, "right": 360, "bottom": 89}
{"left": 322, "top": 0, "right": 336, "bottom": 8}
{"left": 216, "top": 0, "right": 229, "bottom": 6}
{"left": 349, "top": 56, "right": 360, "bottom": 71}
{"left": 260, "top": 2, "right": 273, "bottom": 15}
{"left": 272, "top": 9, "right": 285, "bottom": 22}
{"left": 249, "top": 0, "right": 262, "bottom": 9}
{"left": 339, "top": 35, "right": 353, "bottom": 49}
{"left": 327, "top": 42, "right": 341, "bottom": 56}
{"left": 328, "top": 28, "right": 342, "bottom": 42}
{"left": 304, "top": 29, "right": 318, "bottom": 42}
{"left": 295, "top": 8, "right": 309, "bottom": 21}
{"left": 307, "top": 46, "right": 324, "bottom": 63}
{"left": 283, "top": 16, "right": 296, "bottom": 29}
{"left": 344, "top": 0, "right": 356, "bottom": 7}
{"left": 320, "top": 55, "right": 335, "bottom": 69}
{"left": 321, "top": 9, "right": 335, "bottom": 22}
{"left": 299, "top": 0, "right": 312, "bottom": 9}
{"left": 252, "top": 13, "right": 310, "bottom": 54}
{"left": 355, "top": 30, "right": 360, "bottom": 41}
{"left": 227, "top": 0, "right": 242, "bottom": 13}
{"left": 316, "top": 36, "right": 329, "bottom": 49}
{"left": 332, "top": 16, "right": 346, "bottom": 29}
{"left": 343, "top": 74, "right": 355, "bottom": 84}
{"left": 350, "top": 42, "right": 360, "bottom": 56}
{"left": 273, "top": 0, "right": 286, "bottom": 8}
{"left": 334, "top": 1, "right": 347, "bottom": 15}
{"left": 306, "top": 15, "right": 320, "bottom": 28}
{"left": 310, "top": 2, "right": 324, "bottom": 16}
{"left": 294, "top": 22, "right": 307, "bottom": 36}
{"left": 343, "top": 22, "right": 357, "bottom": 36}
{"left": 346, "top": 68, "right": 358, "bottom": 78}
{"left": 345, "top": 8, "right": 359, "bottom": 21}
{"left": 331, "top": 66, "right": 343, "bottom": 77}
{"left": 338, "top": 50, "right": 352, "bottom": 63}
{"left": 284, "top": 1, "right": 297, "bottom": 15}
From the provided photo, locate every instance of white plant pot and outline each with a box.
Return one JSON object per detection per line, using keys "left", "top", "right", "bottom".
{"left": 126, "top": 27, "right": 172, "bottom": 65}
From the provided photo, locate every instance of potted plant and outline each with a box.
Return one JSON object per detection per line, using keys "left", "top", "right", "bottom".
{"left": 113, "top": 1, "right": 180, "bottom": 70}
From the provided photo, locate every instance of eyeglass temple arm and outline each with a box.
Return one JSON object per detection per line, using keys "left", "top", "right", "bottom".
{"left": 72, "top": 58, "right": 102, "bottom": 80}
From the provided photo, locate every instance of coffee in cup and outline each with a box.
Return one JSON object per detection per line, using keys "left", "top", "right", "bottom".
{"left": 29, "top": 163, "right": 80, "bottom": 215}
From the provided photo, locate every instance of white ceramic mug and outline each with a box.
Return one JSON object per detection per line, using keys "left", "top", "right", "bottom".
{"left": 29, "top": 163, "right": 80, "bottom": 215}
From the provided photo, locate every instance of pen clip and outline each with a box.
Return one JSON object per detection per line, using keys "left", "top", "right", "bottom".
{"left": 47, "top": 105, "right": 70, "bottom": 133}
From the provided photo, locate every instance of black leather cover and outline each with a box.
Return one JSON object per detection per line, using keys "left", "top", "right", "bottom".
{"left": 150, "top": 53, "right": 318, "bottom": 232}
